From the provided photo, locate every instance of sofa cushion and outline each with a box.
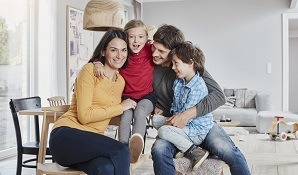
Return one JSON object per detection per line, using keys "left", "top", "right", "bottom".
{"left": 212, "top": 107, "right": 257, "bottom": 126}
{"left": 224, "top": 89, "right": 234, "bottom": 97}
{"left": 223, "top": 88, "right": 247, "bottom": 97}
{"left": 234, "top": 89, "right": 258, "bottom": 108}
{"left": 219, "top": 96, "right": 236, "bottom": 109}
{"left": 245, "top": 90, "right": 258, "bottom": 108}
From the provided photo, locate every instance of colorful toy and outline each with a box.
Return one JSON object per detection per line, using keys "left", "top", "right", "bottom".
{"left": 268, "top": 116, "right": 298, "bottom": 141}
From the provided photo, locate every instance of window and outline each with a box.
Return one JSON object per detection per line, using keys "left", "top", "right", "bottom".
{"left": 0, "top": 0, "right": 30, "bottom": 158}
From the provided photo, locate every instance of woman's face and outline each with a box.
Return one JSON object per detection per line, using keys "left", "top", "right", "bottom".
{"left": 103, "top": 38, "right": 128, "bottom": 69}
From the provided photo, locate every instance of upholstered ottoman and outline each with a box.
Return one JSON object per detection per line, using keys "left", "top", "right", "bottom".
{"left": 174, "top": 156, "right": 225, "bottom": 175}
{"left": 256, "top": 111, "right": 298, "bottom": 133}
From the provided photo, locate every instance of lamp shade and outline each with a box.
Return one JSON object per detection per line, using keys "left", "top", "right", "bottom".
{"left": 83, "top": 0, "right": 125, "bottom": 31}
{"left": 146, "top": 25, "right": 157, "bottom": 43}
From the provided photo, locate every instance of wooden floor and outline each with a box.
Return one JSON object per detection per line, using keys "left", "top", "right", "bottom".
{"left": 226, "top": 134, "right": 298, "bottom": 175}
{"left": 1, "top": 127, "right": 298, "bottom": 175}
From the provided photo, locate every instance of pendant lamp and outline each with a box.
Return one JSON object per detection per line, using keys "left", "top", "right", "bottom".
{"left": 83, "top": 0, "right": 125, "bottom": 31}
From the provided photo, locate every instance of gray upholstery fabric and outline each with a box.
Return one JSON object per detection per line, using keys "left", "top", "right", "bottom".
{"left": 244, "top": 90, "right": 258, "bottom": 108}
{"left": 234, "top": 89, "right": 246, "bottom": 108}
{"left": 223, "top": 88, "right": 247, "bottom": 97}
{"left": 213, "top": 89, "right": 271, "bottom": 127}
{"left": 255, "top": 91, "right": 271, "bottom": 112}
{"left": 222, "top": 96, "right": 236, "bottom": 108}
{"left": 223, "top": 88, "right": 234, "bottom": 97}
{"left": 234, "top": 89, "right": 258, "bottom": 108}
{"left": 212, "top": 107, "right": 257, "bottom": 126}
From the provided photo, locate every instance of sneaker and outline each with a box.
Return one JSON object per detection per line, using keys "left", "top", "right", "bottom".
{"left": 175, "top": 151, "right": 185, "bottom": 158}
{"left": 185, "top": 147, "right": 209, "bottom": 171}
{"left": 129, "top": 133, "right": 144, "bottom": 163}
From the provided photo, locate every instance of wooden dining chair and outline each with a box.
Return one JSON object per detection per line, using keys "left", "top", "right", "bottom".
{"left": 9, "top": 96, "right": 52, "bottom": 175}
{"left": 36, "top": 105, "right": 85, "bottom": 175}
{"left": 47, "top": 96, "right": 67, "bottom": 106}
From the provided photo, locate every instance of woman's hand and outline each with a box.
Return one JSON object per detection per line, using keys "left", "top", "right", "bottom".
{"left": 121, "top": 99, "right": 137, "bottom": 111}
{"left": 93, "top": 62, "right": 106, "bottom": 78}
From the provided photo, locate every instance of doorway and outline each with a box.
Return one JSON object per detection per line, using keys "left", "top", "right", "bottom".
{"left": 282, "top": 13, "right": 298, "bottom": 112}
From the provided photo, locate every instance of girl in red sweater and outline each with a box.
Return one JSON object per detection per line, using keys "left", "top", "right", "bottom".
{"left": 94, "top": 19, "right": 155, "bottom": 163}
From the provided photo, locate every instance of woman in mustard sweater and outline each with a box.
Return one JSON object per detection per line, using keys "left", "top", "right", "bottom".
{"left": 49, "top": 28, "right": 137, "bottom": 175}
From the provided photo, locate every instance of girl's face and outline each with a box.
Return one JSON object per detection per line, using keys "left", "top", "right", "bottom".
{"left": 171, "top": 55, "right": 195, "bottom": 82}
{"left": 103, "top": 38, "right": 128, "bottom": 70}
{"left": 127, "top": 26, "right": 148, "bottom": 54}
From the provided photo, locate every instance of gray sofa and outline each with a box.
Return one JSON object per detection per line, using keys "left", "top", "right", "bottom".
{"left": 212, "top": 89, "right": 271, "bottom": 126}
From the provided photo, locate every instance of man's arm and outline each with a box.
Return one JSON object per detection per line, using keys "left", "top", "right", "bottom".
{"left": 196, "top": 70, "right": 226, "bottom": 116}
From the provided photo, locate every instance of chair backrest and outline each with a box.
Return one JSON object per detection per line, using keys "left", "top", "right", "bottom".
{"left": 47, "top": 96, "right": 66, "bottom": 106}
{"left": 9, "top": 96, "right": 42, "bottom": 149}
{"left": 37, "top": 105, "right": 85, "bottom": 174}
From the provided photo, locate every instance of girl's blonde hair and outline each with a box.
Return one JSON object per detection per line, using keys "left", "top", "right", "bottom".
{"left": 124, "top": 19, "right": 148, "bottom": 36}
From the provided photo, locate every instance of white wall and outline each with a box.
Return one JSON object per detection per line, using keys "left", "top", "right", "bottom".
{"left": 56, "top": 0, "right": 133, "bottom": 99}
{"left": 57, "top": 0, "right": 104, "bottom": 99}
{"left": 289, "top": 37, "right": 298, "bottom": 113}
{"left": 143, "top": 0, "right": 298, "bottom": 110}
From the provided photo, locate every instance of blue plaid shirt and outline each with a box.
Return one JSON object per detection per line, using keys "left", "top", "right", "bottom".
{"left": 170, "top": 72, "right": 214, "bottom": 137}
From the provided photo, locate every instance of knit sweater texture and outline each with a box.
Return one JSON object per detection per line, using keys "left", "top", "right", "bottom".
{"left": 52, "top": 63, "right": 125, "bottom": 134}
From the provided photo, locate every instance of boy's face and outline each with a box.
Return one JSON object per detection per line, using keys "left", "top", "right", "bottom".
{"left": 171, "top": 55, "right": 194, "bottom": 80}
{"left": 127, "top": 26, "right": 148, "bottom": 54}
{"left": 152, "top": 41, "right": 171, "bottom": 67}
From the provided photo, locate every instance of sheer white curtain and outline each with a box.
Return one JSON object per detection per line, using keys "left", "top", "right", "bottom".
{"left": 38, "top": 0, "right": 57, "bottom": 105}
{"left": 133, "top": 0, "right": 142, "bottom": 19}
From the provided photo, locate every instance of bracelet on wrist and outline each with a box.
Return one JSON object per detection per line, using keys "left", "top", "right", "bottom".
{"left": 94, "top": 61, "right": 103, "bottom": 67}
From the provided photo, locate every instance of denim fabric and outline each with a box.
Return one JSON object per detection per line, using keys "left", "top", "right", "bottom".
{"left": 200, "top": 123, "right": 250, "bottom": 175}
{"left": 151, "top": 122, "right": 251, "bottom": 175}
{"left": 151, "top": 139, "right": 178, "bottom": 175}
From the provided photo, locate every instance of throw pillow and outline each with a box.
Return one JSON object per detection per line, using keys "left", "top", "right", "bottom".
{"left": 219, "top": 96, "right": 236, "bottom": 109}
{"left": 234, "top": 89, "right": 246, "bottom": 108}
{"left": 244, "top": 90, "right": 258, "bottom": 108}
{"left": 234, "top": 89, "right": 258, "bottom": 108}
{"left": 223, "top": 88, "right": 247, "bottom": 97}
{"left": 223, "top": 89, "right": 234, "bottom": 97}
{"left": 226, "top": 96, "right": 236, "bottom": 107}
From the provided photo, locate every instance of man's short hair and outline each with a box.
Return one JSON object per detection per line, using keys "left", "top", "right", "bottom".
{"left": 153, "top": 24, "right": 185, "bottom": 50}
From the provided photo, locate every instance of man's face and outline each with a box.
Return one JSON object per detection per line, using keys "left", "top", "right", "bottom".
{"left": 151, "top": 41, "right": 171, "bottom": 67}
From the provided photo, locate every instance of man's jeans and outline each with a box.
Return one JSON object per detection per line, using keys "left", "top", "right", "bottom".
{"left": 151, "top": 122, "right": 251, "bottom": 175}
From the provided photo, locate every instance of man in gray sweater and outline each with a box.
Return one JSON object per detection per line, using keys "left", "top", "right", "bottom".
{"left": 151, "top": 24, "right": 250, "bottom": 175}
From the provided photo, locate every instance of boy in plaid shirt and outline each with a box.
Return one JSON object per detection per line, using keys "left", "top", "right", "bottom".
{"left": 156, "top": 41, "right": 213, "bottom": 171}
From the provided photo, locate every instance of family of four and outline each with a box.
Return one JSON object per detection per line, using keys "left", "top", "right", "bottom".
{"left": 49, "top": 19, "right": 251, "bottom": 175}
